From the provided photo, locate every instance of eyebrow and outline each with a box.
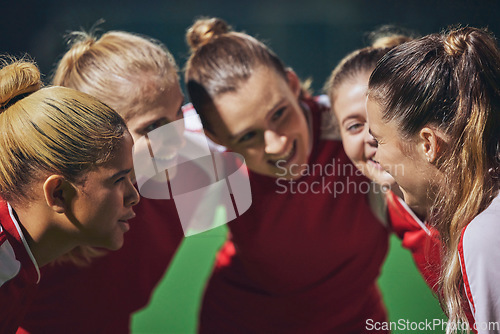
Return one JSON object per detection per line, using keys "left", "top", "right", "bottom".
{"left": 341, "top": 114, "right": 364, "bottom": 126}
{"left": 110, "top": 168, "right": 133, "bottom": 180}
{"left": 229, "top": 98, "right": 286, "bottom": 142}
{"left": 138, "top": 99, "right": 185, "bottom": 129}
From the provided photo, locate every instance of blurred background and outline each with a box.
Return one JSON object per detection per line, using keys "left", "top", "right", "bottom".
{"left": 3, "top": 0, "right": 498, "bottom": 333}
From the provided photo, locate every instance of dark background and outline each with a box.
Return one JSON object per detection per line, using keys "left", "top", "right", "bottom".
{"left": 2, "top": 0, "right": 499, "bottom": 93}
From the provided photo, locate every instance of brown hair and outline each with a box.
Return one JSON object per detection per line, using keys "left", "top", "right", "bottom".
{"left": 368, "top": 26, "right": 500, "bottom": 332}
{"left": 185, "top": 17, "right": 290, "bottom": 131}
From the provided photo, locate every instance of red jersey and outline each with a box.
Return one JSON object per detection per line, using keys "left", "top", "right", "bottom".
{"left": 18, "top": 196, "right": 185, "bottom": 334}
{"left": 199, "top": 97, "right": 390, "bottom": 333}
{"left": 18, "top": 109, "right": 220, "bottom": 334}
{"left": 0, "top": 200, "right": 40, "bottom": 334}
{"left": 386, "top": 190, "right": 442, "bottom": 291}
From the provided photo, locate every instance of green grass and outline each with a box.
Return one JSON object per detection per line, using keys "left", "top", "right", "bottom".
{"left": 131, "top": 229, "right": 445, "bottom": 334}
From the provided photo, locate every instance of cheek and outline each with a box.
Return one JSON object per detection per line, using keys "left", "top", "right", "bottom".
{"left": 286, "top": 109, "right": 307, "bottom": 134}
{"left": 342, "top": 133, "right": 365, "bottom": 163}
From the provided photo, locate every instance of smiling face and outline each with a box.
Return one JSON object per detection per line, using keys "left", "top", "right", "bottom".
{"left": 71, "top": 133, "right": 140, "bottom": 250}
{"left": 333, "top": 72, "right": 396, "bottom": 188}
{"left": 366, "top": 97, "right": 441, "bottom": 217}
{"left": 207, "top": 67, "right": 312, "bottom": 180}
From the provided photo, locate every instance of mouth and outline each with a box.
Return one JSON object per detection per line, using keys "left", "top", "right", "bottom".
{"left": 267, "top": 140, "right": 297, "bottom": 167}
{"left": 366, "top": 151, "right": 385, "bottom": 171}
{"left": 118, "top": 212, "right": 136, "bottom": 232}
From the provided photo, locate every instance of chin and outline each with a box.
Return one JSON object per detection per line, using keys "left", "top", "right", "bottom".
{"left": 107, "top": 242, "right": 124, "bottom": 251}
{"left": 103, "top": 237, "right": 125, "bottom": 251}
{"left": 373, "top": 174, "right": 397, "bottom": 190}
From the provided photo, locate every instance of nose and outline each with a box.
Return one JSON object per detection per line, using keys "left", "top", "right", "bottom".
{"left": 264, "top": 130, "right": 287, "bottom": 155}
{"left": 364, "top": 127, "right": 377, "bottom": 147}
{"left": 125, "top": 181, "right": 140, "bottom": 207}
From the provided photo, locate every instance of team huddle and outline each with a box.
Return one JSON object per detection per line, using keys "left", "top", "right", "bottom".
{"left": 0, "top": 16, "right": 499, "bottom": 334}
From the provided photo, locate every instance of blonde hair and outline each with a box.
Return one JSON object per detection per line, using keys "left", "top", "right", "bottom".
{"left": 0, "top": 57, "right": 127, "bottom": 204}
{"left": 325, "top": 28, "right": 413, "bottom": 105}
{"left": 0, "top": 57, "right": 128, "bottom": 266}
{"left": 53, "top": 30, "right": 178, "bottom": 121}
{"left": 52, "top": 29, "right": 177, "bottom": 264}
{"left": 368, "top": 27, "right": 500, "bottom": 332}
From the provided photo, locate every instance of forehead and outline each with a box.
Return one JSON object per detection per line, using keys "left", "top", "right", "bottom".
{"left": 333, "top": 75, "right": 370, "bottom": 121}
{"left": 366, "top": 98, "right": 383, "bottom": 125}
{"left": 126, "top": 84, "right": 183, "bottom": 124}
{"left": 81, "top": 133, "right": 133, "bottom": 185}
{"left": 211, "top": 67, "right": 290, "bottom": 136}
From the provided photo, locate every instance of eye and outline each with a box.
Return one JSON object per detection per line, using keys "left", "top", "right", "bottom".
{"left": 114, "top": 177, "right": 125, "bottom": 184}
{"left": 271, "top": 107, "right": 286, "bottom": 121}
{"left": 144, "top": 119, "right": 169, "bottom": 133}
{"left": 238, "top": 131, "right": 257, "bottom": 143}
{"left": 346, "top": 122, "right": 365, "bottom": 133}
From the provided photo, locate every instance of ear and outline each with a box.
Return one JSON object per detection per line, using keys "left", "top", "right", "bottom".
{"left": 418, "top": 126, "right": 442, "bottom": 163}
{"left": 42, "top": 175, "right": 73, "bottom": 214}
{"left": 285, "top": 69, "right": 301, "bottom": 98}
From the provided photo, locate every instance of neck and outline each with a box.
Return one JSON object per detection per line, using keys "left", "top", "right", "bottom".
{"left": 12, "top": 204, "right": 78, "bottom": 267}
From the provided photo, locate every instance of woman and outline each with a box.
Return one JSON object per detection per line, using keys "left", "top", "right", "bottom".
{"left": 186, "top": 17, "right": 390, "bottom": 333}
{"left": 0, "top": 57, "right": 139, "bottom": 333}
{"left": 19, "top": 30, "right": 194, "bottom": 334}
{"left": 325, "top": 31, "right": 442, "bottom": 291}
{"left": 366, "top": 26, "right": 500, "bottom": 333}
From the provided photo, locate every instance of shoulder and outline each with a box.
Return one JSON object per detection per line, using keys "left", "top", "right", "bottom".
{"left": 459, "top": 195, "right": 500, "bottom": 325}
{"left": 302, "top": 95, "right": 341, "bottom": 141}
{"left": 0, "top": 225, "right": 22, "bottom": 288}
{"left": 461, "top": 195, "right": 500, "bottom": 255}
{"left": 0, "top": 202, "right": 40, "bottom": 287}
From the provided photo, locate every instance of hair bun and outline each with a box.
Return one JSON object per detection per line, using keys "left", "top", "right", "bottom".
{"left": 186, "top": 17, "right": 230, "bottom": 51}
{"left": 368, "top": 25, "right": 416, "bottom": 49}
{"left": 372, "top": 35, "right": 413, "bottom": 49}
{"left": 444, "top": 28, "right": 471, "bottom": 56}
{"left": 64, "top": 33, "right": 96, "bottom": 64}
{"left": 0, "top": 59, "right": 41, "bottom": 109}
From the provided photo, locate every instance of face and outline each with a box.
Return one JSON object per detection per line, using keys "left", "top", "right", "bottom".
{"left": 71, "top": 133, "right": 140, "bottom": 250}
{"left": 332, "top": 72, "right": 395, "bottom": 188}
{"left": 208, "top": 67, "right": 312, "bottom": 180}
{"left": 125, "top": 80, "right": 185, "bottom": 180}
{"left": 366, "top": 98, "right": 438, "bottom": 217}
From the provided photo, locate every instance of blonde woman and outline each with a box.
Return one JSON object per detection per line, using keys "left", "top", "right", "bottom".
{"left": 0, "top": 57, "right": 139, "bottom": 333}
{"left": 367, "top": 27, "right": 500, "bottom": 333}
{"left": 19, "top": 31, "right": 191, "bottom": 333}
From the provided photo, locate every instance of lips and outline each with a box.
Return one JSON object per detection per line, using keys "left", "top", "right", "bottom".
{"left": 268, "top": 140, "right": 297, "bottom": 167}
{"left": 119, "top": 212, "right": 136, "bottom": 224}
